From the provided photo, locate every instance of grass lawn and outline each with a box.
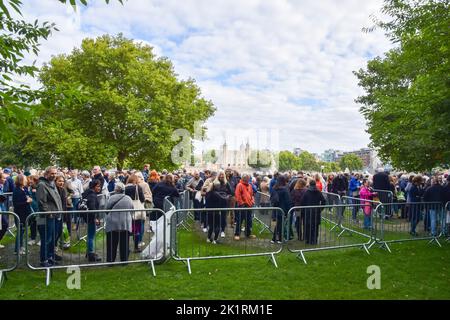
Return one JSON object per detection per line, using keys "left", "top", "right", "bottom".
{"left": 1, "top": 240, "right": 449, "bottom": 300}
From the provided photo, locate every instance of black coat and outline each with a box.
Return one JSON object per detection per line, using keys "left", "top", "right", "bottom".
{"left": 81, "top": 189, "right": 99, "bottom": 223}
{"left": 12, "top": 187, "right": 32, "bottom": 222}
{"left": 423, "top": 184, "right": 444, "bottom": 203}
{"left": 373, "top": 172, "right": 391, "bottom": 191}
{"left": 272, "top": 186, "right": 292, "bottom": 214}
{"left": 125, "top": 185, "right": 145, "bottom": 203}
{"left": 443, "top": 183, "right": 450, "bottom": 205}
{"left": 206, "top": 183, "right": 232, "bottom": 209}
{"left": 331, "top": 175, "right": 348, "bottom": 195}
{"left": 290, "top": 189, "right": 306, "bottom": 207}
{"left": 152, "top": 182, "right": 180, "bottom": 210}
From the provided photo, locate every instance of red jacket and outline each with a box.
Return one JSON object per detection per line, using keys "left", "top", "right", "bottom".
{"left": 235, "top": 181, "right": 254, "bottom": 207}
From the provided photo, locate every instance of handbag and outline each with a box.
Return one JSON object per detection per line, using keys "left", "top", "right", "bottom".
{"left": 132, "top": 185, "right": 146, "bottom": 220}
{"left": 195, "top": 190, "right": 203, "bottom": 202}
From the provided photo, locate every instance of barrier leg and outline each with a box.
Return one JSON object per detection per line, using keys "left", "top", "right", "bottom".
{"left": 268, "top": 253, "right": 278, "bottom": 268}
{"left": 45, "top": 268, "right": 52, "bottom": 286}
{"left": 428, "top": 237, "right": 442, "bottom": 248}
{"left": 297, "top": 251, "right": 307, "bottom": 264}
{"left": 149, "top": 261, "right": 156, "bottom": 277}
{"left": 186, "top": 258, "right": 192, "bottom": 275}
{"left": 0, "top": 271, "right": 6, "bottom": 288}
{"left": 361, "top": 244, "right": 370, "bottom": 255}
{"left": 379, "top": 242, "right": 391, "bottom": 253}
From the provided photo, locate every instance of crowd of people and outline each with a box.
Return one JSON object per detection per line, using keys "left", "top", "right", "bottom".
{"left": 1, "top": 164, "right": 449, "bottom": 267}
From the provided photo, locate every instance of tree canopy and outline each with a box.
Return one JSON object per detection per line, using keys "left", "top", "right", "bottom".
{"left": 354, "top": 0, "right": 450, "bottom": 171}
{"left": 0, "top": 0, "right": 123, "bottom": 141}
{"left": 2, "top": 34, "right": 215, "bottom": 170}
{"left": 339, "top": 154, "right": 364, "bottom": 172}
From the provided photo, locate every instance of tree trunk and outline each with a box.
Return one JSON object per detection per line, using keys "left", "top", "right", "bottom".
{"left": 117, "top": 151, "right": 127, "bottom": 171}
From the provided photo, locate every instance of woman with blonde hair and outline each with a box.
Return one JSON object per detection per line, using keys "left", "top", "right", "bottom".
{"left": 205, "top": 171, "right": 232, "bottom": 241}
{"left": 125, "top": 174, "right": 146, "bottom": 253}
{"left": 13, "top": 174, "right": 32, "bottom": 254}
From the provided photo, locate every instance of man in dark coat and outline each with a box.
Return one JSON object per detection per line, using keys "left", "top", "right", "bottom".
{"left": 36, "top": 166, "right": 63, "bottom": 267}
{"left": 300, "top": 180, "right": 326, "bottom": 245}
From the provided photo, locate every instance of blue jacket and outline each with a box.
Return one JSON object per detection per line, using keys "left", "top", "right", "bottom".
{"left": 349, "top": 177, "right": 361, "bottom": 193}
{"left": 269, "top": 178, "right": 277, "bottom": 193}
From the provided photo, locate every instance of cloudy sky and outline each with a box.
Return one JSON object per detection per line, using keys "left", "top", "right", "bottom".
{"left": 20, "top": 0, "right": 393, "bottom": 155}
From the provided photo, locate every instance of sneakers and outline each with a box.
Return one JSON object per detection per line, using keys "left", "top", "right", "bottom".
{"left": 86, "top": 253, "right": 101, "bottom": 262}
{"left": 248, "top": 235, "right": 257, "bottom": 239}
{"left": 0, "top": 244, "right": 5, "bottom": 249}
{"left": 212, "top": 240, "right": 217, "bottom": 245}
{"left": 206, "top": 238, "right": 211, "bottom": 243}
{"left": 28, "top": 239, "right": 36, "bottom": 246}
{"left": 63, "top": 242, "right": 71, "bottom": 249}
{"left": 220, "top": 231, "right": 226, "bottom": 238}
{"left": 36, "top": 241, "right": 41, "bottom": 247}
{"left": 270, "top": 240, "right": 282, "bottom": 244}
{"left": 139, "top": 242, "right": 145, "bottom": 248}
{"left": 202, "top": 228, "right": 208, "bottom": 233}
{"left": 40, "top": 261, "right": 52, "bottom": 268}
{"left": 234, "top": 236, "right": 240, "bottom": 241}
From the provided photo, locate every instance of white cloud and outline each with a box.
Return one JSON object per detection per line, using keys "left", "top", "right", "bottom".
{"left": 19, "top": 0, "right": 393, "bottom": 155}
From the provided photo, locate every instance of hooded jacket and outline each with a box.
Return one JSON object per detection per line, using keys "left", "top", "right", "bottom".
{"left": 235, "top": 181, "right": 254, "bottom": 207}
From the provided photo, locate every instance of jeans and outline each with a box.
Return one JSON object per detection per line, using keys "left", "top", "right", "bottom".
{"left": 429, "top": 209, "right": 437, "bottom": 236}
{"left": 15, "top": 222, "right": 25, "bottom": 252}
{"left": 38, "top": 217, "right": 55, "bottom": 263}
{"left": 272, "top": 211, "right": 283, "bottom": 242}
{"left": 54, "top": 218, "right": 63, "bottom": 247}
{"left": 234, "top": 208, "right": 253, "bottom": 237}
{"left": 0, "top": 213, "right": 9, "bottom": 241}
{"left": 87, "top": 222, "right": 96, "bottom": 253}
{"left": 363, "top": 214, "right": 372, "bottom": 229}
{"left": 29, "top": 215, "right": 37, "bottom": 240}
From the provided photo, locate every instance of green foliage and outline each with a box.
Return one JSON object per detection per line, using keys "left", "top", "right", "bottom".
{"left": 339, "top": 154, "right": 364, "bottom": 171}
{"left": 203, "top": 149, "right": 218, "bottom": 164}
{"left": 248, "top": 150, "right": 272, "bottom": 169}
{"left": 32, "top": 34, "right": 214, "bottom": 170}
{"left": 0, "top": 0, "right": 123, "bottom": 142}
{"left": 319, "top": 161, "right": 341, "bottom": 173}
{"left": 298, "top": 151, "right": 320, "bottom": 171}
{"left": 355, "top": 0, "right": 450, "bottom": 171}
{"left": 277, "top": 151, "right": 300, "bottom": 171}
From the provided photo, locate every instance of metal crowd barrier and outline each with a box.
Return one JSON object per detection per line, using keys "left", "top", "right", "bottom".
{"left": 445, "top": 201, "right": 450, "bottom": 242}
{"left": 2, "top": 193, "right": 17, "bottom": 237}
{"left": 255, "top": 191, "right": 270, "bottom": 207}
{"left": 371, "top": 201, "right": 446, "bottom": 252}
{"left": 25, "top": 208, "right": 166, "bottom": 286}
{"left": 286, "top": 204, "right": 374, "bottom": 264}
{"left": 0, "top": 211, "right": 20, "bottom": 287}
{"left": 170, "top": 207, "right": 283, "bottom": 274}
{"left": 163, "top": 196, "right": 177, "bottom": 213}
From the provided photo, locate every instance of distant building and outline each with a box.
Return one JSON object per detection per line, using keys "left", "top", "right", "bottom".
{"left": 293, "top": 148, "right": 304, "bottom": 156}
{"left": 335, "top": 147, "right": 383, "bottom": 173}
{"left": 321, "top": 149, "right": 343, "bottom": 163}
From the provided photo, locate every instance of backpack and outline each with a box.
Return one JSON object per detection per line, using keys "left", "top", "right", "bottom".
{"left": 270, "top": 189, "right": 280, "bottom": 207}
{"left": 78, "top": 198, "right": 88, "bottom": 211}
{"left": 77, "top": 198, "right": 89, "bottom": 221}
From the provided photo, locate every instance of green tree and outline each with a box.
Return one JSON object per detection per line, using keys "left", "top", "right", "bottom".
{"left": 298, "top": 151, "right": 320, "bottom": 171}
{"left": 203, "top": 149, "right": 218, "bottom": 164}
{"left": 339, "top": 154, "right": 364, "bottom": 171}
{"left": 36, "top": 34, "right": 214, "bottom": 170}
{"left": 248, "top": 150, "right": 272, "bottom": 169}
{"left": 277, "top": 151, "right": 300, "bottom": 171}
{"left": 319, "top": 161, "right": 341, "bottom": 173}
{"left": 0, "top": 0, "right": 122, "bottom": 141}
{"left": 354, "top": 0, "right": 450, "bottom": 171}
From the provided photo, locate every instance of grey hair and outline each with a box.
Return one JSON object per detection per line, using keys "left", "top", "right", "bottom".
{"left": 114, "top": 182, "right": 125, "bottom": 193}
{"left": 81, "top": 170, "right": 90, "bottom": 177}
{"left": 44, "top": 166, "right": 57, "bottom": 175}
